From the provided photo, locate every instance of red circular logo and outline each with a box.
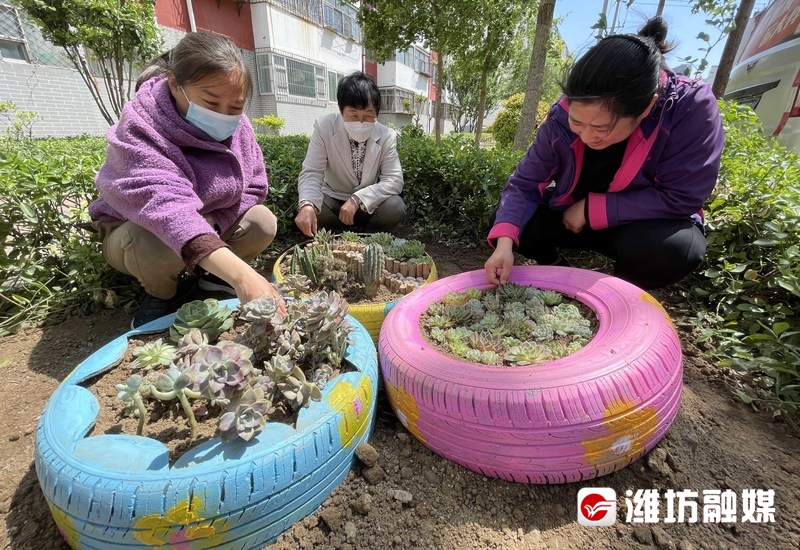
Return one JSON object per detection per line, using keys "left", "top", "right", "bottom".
{"left": 579, "top": 493, "right": 614, "bottom": 521}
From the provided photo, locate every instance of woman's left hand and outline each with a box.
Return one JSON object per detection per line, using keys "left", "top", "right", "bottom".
{"left": 563, "top": 199, "right": 587, "bottom": 233}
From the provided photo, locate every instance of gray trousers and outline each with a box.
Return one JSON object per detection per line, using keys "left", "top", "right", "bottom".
{"left": 317, "top": 194, "right": 406, "bottom": 232}
{"left": 94, "top": 204, "right": 277, "bottom": 299}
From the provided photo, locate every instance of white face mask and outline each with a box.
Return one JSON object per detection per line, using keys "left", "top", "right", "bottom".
{"left": 343, "top": 121, "right": 375, "bottom": 143}
{"left": 180, "top": 86, "right": 242, "bottom": 141}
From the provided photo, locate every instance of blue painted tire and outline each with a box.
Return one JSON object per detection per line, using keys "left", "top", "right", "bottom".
{"left": 35, "top": 298, "right": 377, "bottom": 550}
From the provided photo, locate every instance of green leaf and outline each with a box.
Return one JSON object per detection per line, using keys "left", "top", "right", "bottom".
{"left": 734, "top": 389, "right": 754, "bottom": 404}
{"left": 20, "top": 203, "right": 37, "bottom": 222}
{"left": 773, "top": 322, "right": 790, "bottom": 336}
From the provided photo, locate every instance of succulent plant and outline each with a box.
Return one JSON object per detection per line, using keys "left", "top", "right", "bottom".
{"left": 387, "top": 239, "right": 426, "bottom": 262}
{"left": 315, "top": 227, "right": 335, "bottom": 245}
{"left": 288, "top": 244, "right": 321, "bottom": 287}
{"left": 131, "top": 338, "right": 177, "bottom": 370}
{"left": 262, "top": 354, "right": 294, "bottom": 384}
{"left": 464, "top": 298, "right": 485, "bottom": 317}
{"left": 482, "top": 292, "right": 503, "bottom": 313}
{"left": 314, "top": 254, "right": 348, "bottom": 293}
{"left": 449, "top": 339, "right": 471, "bottom": 358}
{"left": 463, "top": 288, "right": 483, "bottom": 300}
{"left": 339, "top": 230, "right": 362, "bottom": 242}
{"left": 170, "top": 298, "right": 234, "bottom": 343}
{"left": 464, "top": 349, "right": 502, "bottom": 365}
{"left": 496, "top": 282, "right": 529, "bottom": 303}
{"left": 471, "top": 311, "right": 501, "bottom": 332}
{"left": 362, "top": 243, "right": 385, "bottom": 299}
{"left": 278, "top": 366, "right": 323, "bottom": 409}
{"left": 187, "top": 341, "right": 255, "bottom": 405}
{"left": 505, "top": 342, "right": 551, "bottom": 366}
{"left": 445, "top": 326, "right": 472, "bottom": 343}
{"left": 312, "top": 364, "right": 335, "bottom": 389}
{"left": 115, "top": 374, "right": 148, "bottom": 434}
{"left": 428, "top": 314, "right": 455, "bottom": 329}
{"left": 468, "top": 331, "right": 504, "bottom": 354}
{"left": 423, "top": 283, "right": 594, "bottom": 368}
{"left": 364, "top": 232, "right": 394, "bottom": 247}
{"left": 275, "top": 274, "right": 313, "bottom": 298}
{"left": 441, "top": 291, "right": 469, "bottom": 306}
{"left": 218, "top": 387, "right": 271, "bottom": 442}
{"left": 542, "top": 290, "right": 563, "bottom": 306}
{"left": 174, "top": 328, "right": 209, "bottom": 361}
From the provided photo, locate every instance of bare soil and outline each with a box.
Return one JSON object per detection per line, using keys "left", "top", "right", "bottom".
{"left": 1, "top": 232, "right": 799, "bottom": 550}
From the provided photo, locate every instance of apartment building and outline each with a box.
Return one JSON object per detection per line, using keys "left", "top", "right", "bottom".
{"left": 0, "top": 0, "right": 445, "bottom": 137}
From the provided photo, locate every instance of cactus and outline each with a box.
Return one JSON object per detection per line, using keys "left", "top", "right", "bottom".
{"left": 362, "top": 242, "right": 385, "bottom": 299}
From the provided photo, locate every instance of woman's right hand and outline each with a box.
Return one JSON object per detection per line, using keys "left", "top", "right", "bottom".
{"left": 235, "top": 271, "right": 287, "bottom": 316}
{"left": 198, "top": 249, "right": 287, "bottom": 315}
{"left": 294, "top": 205, "right": 317, "bottom": 237}
{"left": 484, "top": 237, "right": 515, "bottom": 285}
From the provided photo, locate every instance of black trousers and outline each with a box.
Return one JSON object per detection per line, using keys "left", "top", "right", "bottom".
{"left": 508, "top": 206, "right": 707, "bottom": 290}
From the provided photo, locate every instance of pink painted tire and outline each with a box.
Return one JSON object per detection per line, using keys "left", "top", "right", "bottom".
{"left": 378, "top": 266, "right": 682, "bottom": 484}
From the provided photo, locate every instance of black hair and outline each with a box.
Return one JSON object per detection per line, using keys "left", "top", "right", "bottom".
{"left": 561, "top": 16, "right": 674, "bottom": 118}
{"left": 135, "top": 32, "right": 252, "bottom": 97}
{"left": 337, "top": 71, "right": 381, "bottom": 115}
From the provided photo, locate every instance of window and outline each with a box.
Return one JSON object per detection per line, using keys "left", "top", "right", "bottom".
{"left": 0, "top": 3, "right": 29, "bottom": 62}
{"left": 379, "top": 87, "right": 414, "bottom": 114}
{"left": 413, "top": 48, "right": 430, "bottom": 75}
{"left": 260, "top": 51, "right": 326, "bottom": 100}
{"left": 255, "top": 52, "right": 272, "bottom": 94}
{"left": 323, "top": 1, "right": 360, "bottom": 40}
{"left": 393, "top": 47, "right": 430, "bottom": 75}
{"left": 286, "top": 57, "right": 315, "bottom": 97}
{"left": 272, "top": 0, "right": 323, "bottom": 25}
{"left": 328, "top": 70, "right": 344, "bottom": 102}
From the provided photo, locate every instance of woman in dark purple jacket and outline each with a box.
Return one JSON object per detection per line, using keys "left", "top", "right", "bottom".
{"left": 485, "top": 17, "right": 724, "bottom": 290}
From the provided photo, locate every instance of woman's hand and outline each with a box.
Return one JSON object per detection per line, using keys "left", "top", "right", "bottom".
{"left": 563, "top": 199, "right": 587, "bottom": 233}
{"left": 338, "top": 197, "right": 359, "bottom": 226}
{"left": 199, "top": 249, "right": 287, "bottom": 315}
{"left": 485, "top": 237, "right": 515, "bottom": 285}
{"left": 294, "top": 204, "right": 317, "bottom": 237}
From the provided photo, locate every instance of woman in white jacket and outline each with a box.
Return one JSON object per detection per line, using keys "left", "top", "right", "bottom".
{"left": 295, "top": 71, "right": 406, "bottom": 237}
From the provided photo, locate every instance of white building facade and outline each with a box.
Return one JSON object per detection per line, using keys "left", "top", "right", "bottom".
{"left": 0, "top": 0, "right": 448, "bottom": 138}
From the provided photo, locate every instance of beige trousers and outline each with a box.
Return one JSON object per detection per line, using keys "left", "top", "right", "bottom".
{"left": 95, "top": 204, "right": 277, "bottom": 299}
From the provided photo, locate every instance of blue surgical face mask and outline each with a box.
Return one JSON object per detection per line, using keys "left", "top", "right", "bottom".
{"left": 180, "top": 86, "right": 242, "bottom": 141}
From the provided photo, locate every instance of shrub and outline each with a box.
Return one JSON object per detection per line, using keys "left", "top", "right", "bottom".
{"left": 0, "top": 136, "right": 131, "bottom": 335}
{"left": 252, "top": 114, "right": 285, "bottom": 136}
{"left": 687, "top": 100, "right": 800, "bottom": 420}
{"left": 397, "top": 133, "right": 522, "bottom": 241}
{"left": 257, "top": 134, "right": 309, "bottom": 234}
{"left": 488, "top": 93, "right": 550, "bottom": 150}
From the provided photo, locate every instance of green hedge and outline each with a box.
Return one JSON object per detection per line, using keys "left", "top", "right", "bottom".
{"left": 398, "top": 133, "right": 522, "bottom": 240}
{"left": 1, "top": 110, "right": 799, "bottom": 423}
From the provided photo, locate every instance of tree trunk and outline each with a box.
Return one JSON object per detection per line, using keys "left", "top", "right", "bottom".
{"left": 434, "top": 52, "right": 445, "bottom": 141}
{"left": 475, "top": 53, "right": 491, "bottom": 147}
{"left": 656, "top": 0, "right": 666, "bottom": 16}
{"left": 712, "top": 0, "right": 757, "bottom": 98}
{"left": 513, "top": 0, "right": 556, "bottom": 151}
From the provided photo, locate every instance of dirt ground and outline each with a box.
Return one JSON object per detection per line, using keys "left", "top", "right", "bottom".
{"left": 1, "top": 233, "right": 799, "bottom": 550}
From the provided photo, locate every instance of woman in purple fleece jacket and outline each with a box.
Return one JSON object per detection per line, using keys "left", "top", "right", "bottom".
{"left": 485, "top": 17, "right": 724, "bottom": 290}
{"left": 90, "top": 32, "right": 285, "bottom": 327}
